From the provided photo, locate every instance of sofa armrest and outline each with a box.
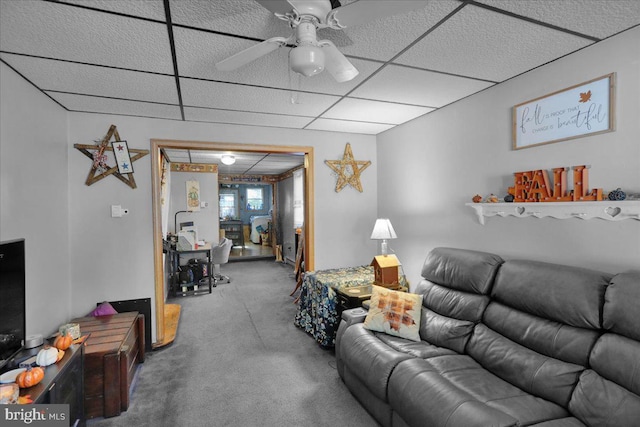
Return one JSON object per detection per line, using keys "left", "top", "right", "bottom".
{"left": 336, "top": 307, "right": 368, "bottom": 379}
{"left": 342, "top": 307, "right": 368, "bottom": 324}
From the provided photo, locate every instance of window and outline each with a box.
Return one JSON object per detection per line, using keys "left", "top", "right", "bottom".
{"left": 246, "top": 188, "right": 264, "bottom": 211}
{"left": 219, "top": 190, "right": 238, "bottom": 219}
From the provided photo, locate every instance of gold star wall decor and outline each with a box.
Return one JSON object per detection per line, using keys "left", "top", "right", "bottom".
{"left": 74, "top": 124, "right": 149, "bottom": 189}
{"left": 325, "top": 143, "right": 371, "bottom": 193}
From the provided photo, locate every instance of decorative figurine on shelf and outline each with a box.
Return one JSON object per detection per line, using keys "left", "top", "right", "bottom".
{"left": 608, "top": 188, "right": 626, "bottom": 201}
{"left": 504, "top": 194, "right": 514, "bottom": 203}
{"left": 486, "top": 194, "right": 499, "bottom": 203}
{"left": 472, "top": 194, "right": 483, "bottom": 203}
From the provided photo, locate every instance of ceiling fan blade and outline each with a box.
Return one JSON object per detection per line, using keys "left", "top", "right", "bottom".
{"left": 329, "top": 0, "right": 427, "bottom": 28}
{"left": 255, "top": 0, "right": 294, "bottom": 15}
{"left": 319, "top": 40, "right": 359, "bottom": 83}
{"left": 216, "top": 37, "right": 290, "bottom": 71}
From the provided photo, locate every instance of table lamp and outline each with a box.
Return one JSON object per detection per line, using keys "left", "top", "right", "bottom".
{"left": 370, "top": 218, "right": 397, "bottom": 255}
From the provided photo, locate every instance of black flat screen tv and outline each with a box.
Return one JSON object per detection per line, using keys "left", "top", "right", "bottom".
{"left": 0, "top": 238, "right": 26, "bottom": 371}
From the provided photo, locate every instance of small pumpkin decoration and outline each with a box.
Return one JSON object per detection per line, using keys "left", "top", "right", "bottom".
{"left": 56, "top": 349, "right": 65, "bottom": 363}
{"left": 15, "top": 366, "right": 45, "bottom": 389}
{"left": 36, "top": 346, "right": 59, "bottom": 367}
{"left": 472, "top": 194, "right": 483, "bottom": 203}
{"left": 54, "top": 331, "right": 73, "bottom": 351}
{"left": 608, "top": 188, "right": 626, "bottom": 201}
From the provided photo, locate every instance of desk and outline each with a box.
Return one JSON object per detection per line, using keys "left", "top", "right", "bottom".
{"left": 166, "top": 243, "right": 213, "bottom": 297}
{"left": 294, "top": 265, "right": 377, "bottom": 348}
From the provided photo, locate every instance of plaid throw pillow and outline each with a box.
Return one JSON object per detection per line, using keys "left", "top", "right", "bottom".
{"left": 363, "top": 285, "right": 422, "bottom": 342}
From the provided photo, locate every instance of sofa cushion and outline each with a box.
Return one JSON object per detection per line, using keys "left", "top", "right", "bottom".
{"left": 483, "top": 302, "right": 600, "bottom": 366}
{"left": 467, "top": 324, "right": 585, "bottom": 407}
{"left": 603, "top": 270, "right": 640, "bottom": 341}
{"left": 569, "top": 369, "right": 640, "bottom": 427}
{"left": 340, "top": 323, "right": 413, "bottom": 402}
{"left": 420, "top": 247, "right": 504, "bottom": 295}
{"left": 419, "top": 307, "right": 475, "bottom": 354}
{"left": 388, "top": 356, "right": 568, "bottom": 427}
{"left": 491, "top": 260, "right": 610, "bottom": 329}
{"left": 376, "top": 332, "right": 458, "bottom": 359}
{"left": 529, "top": 418, "right": 586, "bottom": 426}
{"left": 363, "top": 286, "right": 422, "bottom": 341}
{"left": 416, "top": 280, "right": 490, "bottom": 322}
{"left": 589, "top": 333, "right": 640, "bottom": 396}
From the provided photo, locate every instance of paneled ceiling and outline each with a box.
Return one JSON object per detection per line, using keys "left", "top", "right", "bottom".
{"left": 163, "top": 148, "right": 305, "bottom": 175}
{"left": 1, "top": 0, "right": 639, "bottom": 139}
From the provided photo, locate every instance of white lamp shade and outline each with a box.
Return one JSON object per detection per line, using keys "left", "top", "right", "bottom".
{"left": 370, "top": 218, "right": 397, "bottom": 240}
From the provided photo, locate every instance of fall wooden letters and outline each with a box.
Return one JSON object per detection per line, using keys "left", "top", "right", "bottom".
{"left": 508, "top": 165, "right": 602, "bottom": 202}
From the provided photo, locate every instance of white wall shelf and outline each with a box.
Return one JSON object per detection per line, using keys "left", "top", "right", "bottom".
{"left": 466, "top": 201, "right": 640, "bottom": 225}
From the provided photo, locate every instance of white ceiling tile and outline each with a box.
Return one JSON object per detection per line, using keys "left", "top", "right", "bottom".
{"left": 2, "top": 0, "right": 638, "bottom": 137}
{"left": 61, "top": 0, "right": 167, "bottom": 21}
{"left": 306, "top": 119, "right": 395, "bottom": 135}
{"left": 1, "top": 54, "right": 178, "bottom": 104}
{"left": 180, "top": 78, "right": 340, "bottom": 116}
{"left": 164, "top": 150, "right": 191, "bottom": 162}
{"left": 184, "top": 107, "right": 313, "bottom": 129}
{"left": 352, "top": 65, "right": 494, "bottom": 108}
{"left": 0, "top": 0, "right": 173, "bottom": 73}
{"left": 173, "top": 28, "right": 382, "bottom": 95}
{"left": 321, "top": 98, "right": 432, "bottom": 125}
{"left": 395, "top": 4, "right": 593, "bottom": 81}
{"left": 476, "top": 0, "right": 640, "bottom": 39}
{"left": 314, "top": 0, "right": 463, "bottom": 61}
{"left": 171, "top": 0, "right": 460, "bottom": 62}
{"left": 47, "top": 92, "right": 182, "bottom": 120}
{"left": 170, "top": 0, "right": 283, "bottom": 38}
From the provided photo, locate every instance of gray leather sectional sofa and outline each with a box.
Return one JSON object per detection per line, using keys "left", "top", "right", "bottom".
{"left": 335, "top": 247, "right": 640, "bottom": 427}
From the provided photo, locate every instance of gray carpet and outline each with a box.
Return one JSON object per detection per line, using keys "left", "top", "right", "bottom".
{"left": 88, "top": 260, "right": 377, "bottom": 427}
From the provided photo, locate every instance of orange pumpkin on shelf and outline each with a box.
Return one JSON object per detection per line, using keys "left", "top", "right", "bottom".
{"left": 56, "top": 349, "right": 65, "bottom": 362}
{"left": 54, "top": 331, "right": 73, "bottom": 351}
{"left": 16, "top": 366, "right": 45, "bottom": 389}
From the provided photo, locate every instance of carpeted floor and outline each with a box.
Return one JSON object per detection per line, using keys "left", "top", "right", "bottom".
{"left": 87, "top": 260, "right": 377, "bottom": 427}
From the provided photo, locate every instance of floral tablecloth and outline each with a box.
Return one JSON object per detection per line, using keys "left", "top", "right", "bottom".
{"left": 294, "top": 265, "right": 376, "bottom": 348}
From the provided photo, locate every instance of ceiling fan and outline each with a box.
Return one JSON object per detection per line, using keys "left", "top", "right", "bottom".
{"left": 216, "top": 0, "right": 427, "bottom": 83}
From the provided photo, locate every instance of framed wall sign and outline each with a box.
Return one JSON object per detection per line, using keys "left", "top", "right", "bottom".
{"left": 512, "top": 73, "right": 615, "bottom": 150}
{"left": 111, "top": 140, "right": 134, "bottom": 174}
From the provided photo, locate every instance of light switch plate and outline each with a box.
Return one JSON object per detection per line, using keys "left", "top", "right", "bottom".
{"left": 111, "top": 205, "right": 122, "bottom": 217}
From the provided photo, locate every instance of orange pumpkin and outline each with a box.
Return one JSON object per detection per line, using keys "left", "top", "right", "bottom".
{"left": 54, "top": 332, "right": 73, "bottom": 351}
{"left": 16, "top": 366, "right": 45, "bottom": 388}
{"left": 56, "top": 349, "right": 65, "bottom": 362}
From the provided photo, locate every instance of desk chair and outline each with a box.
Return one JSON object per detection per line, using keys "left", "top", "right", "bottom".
{"left": 211, "top": 238, "right": 233, "bottom": 284}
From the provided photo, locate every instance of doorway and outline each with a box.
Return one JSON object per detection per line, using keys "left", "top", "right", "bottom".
{"left": 150, "top": 139, "right": 314, "bottom": 347}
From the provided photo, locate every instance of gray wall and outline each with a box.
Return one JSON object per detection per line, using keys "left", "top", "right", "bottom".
{"left": 0, "top": 62, "right": 70, "bottom": 337}
{"left": 377, "top": 27, "right": 640, "bottom": 284}
{"left": 169, "top": 170, "right": 219, "bottom": 243}
{"left": 277, "top": 176, "right": 295, "bottom": 262}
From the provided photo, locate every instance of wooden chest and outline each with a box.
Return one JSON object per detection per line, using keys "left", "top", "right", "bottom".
{"left": 72, "top": 312, "right": 145, "bottom": 418}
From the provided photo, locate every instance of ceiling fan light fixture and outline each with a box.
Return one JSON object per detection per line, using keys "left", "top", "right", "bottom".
{"left": 221, "top": 155, "right": 236, "bottom": 165}
{"left": 290, "top": 44, "right": 325, "bottom": 77}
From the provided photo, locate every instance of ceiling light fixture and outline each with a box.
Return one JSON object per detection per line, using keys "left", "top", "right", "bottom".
{"left": 289, "top": 19, "right": 325, "bottom": 77}
{"left": 221, "top": 155, "right": 236, "bottom": 165}
{"left": 290, "top": 44, "right": 325, "bottom": 77}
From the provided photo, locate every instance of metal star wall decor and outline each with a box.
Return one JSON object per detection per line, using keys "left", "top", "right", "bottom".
{"left": 325, "top": 143, "right": 371, "bottom": 193}
{"left": 74, "top": 124, "right": 149, "bottom": 189}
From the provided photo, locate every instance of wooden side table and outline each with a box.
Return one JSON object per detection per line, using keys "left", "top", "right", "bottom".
{"left": 336, "top": 284, "right": 374, "bottom": 314}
